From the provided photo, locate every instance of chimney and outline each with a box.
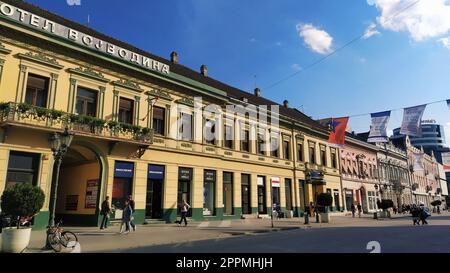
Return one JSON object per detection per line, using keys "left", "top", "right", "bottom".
{"left": 170, "top": 51, "right": 178, "bottom": 64}
{"left": 254, "top": 88, "right": 261, "bottom": 97}
{"left": 283, "top": 100, "right": 289, "bottom": 108}
{"left": 200, "top": 64, "right": 208, "bottom": 77}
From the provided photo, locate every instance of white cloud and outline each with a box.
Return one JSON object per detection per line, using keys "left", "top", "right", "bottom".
{"left": 438, "top": 36, "right": 450, "bottom": 49}
{"left": 276, "top": 41, "right": 282, "bottom": 46}
{"left": 363, "top": 23, "right": 380, "bottom": 39}
{"left": 369, "top": 0, "right": 450, "bottom": 42}
{"left": 296, "top": 23, "right": 333, "bottom": 54}
{"left": 291, "top": 63, "right": 302, "bottom": 71}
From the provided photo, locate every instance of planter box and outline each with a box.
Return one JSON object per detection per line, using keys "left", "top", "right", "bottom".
{"left": 1, "top": 228, "right": 31, "bottom": 253}
{"left": 320, "top": 213, "right": 330, "bottom": 223}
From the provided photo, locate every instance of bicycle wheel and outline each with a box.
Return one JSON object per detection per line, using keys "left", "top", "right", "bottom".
{"left": 47, "top": 232, "right": 62, "bottom": 252}
{"left": 61, "top": 231, "right": 78, "bottom": 248}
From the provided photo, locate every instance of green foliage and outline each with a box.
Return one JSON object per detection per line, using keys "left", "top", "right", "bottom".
{"left": 49, "top": 109, "right": 64, "bottom": 120}
{"left": 1, "top": 183, "right": 45, "bottom": 228}
{"left": 141, "top": 127, "right": 152, "bottom": 136}
{"left": 379, "top": 199, "right": 394, "bottom": 210}
{"left": 34, "top": 107, "right": 50, "bottom": 118}
{"left": 107, "top": 120, "right": 119, "bottom": 129}
{"left": 17, "top": 102, "right": 32, "bottom": 113}
{"left": 0, "top": 102, "right": 10, "bottom": 112}
{"left": 119, "top": 122, "right": 133, "bottom": 133}
{"left": 316, "top": 193, "right": 333, "bottom": 207}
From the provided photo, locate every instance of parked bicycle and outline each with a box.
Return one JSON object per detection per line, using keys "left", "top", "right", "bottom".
{"left": 46, "top": 220, "right": 78, "bottom": 252}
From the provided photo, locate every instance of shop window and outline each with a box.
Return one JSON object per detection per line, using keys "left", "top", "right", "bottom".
{"left": 6, "top": 151, "right": 40, "bottom": 189}
{"left": 223, "top": 172, "right": 233, "bottom": 215}
{"left": 203, "top": 170, "right": 216, "bottom": 216}
{"left": 75, "top": 87, "right": 97, "bottom": 117}
{"left": 118, "top": 97, "right": 134, "bottom": 124}
{"left": 285, "top": 178, "right": 293, "bottom": 210}
{"left": 152, "top": 106, "right": 165, "bottom": 135}
{"left": 25, "top": 74, "right": 49, "bottom": 108}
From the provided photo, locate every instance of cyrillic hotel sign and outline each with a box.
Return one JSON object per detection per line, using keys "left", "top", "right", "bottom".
{"left": 0, "top": 1, "right": 170, "bottom": 75}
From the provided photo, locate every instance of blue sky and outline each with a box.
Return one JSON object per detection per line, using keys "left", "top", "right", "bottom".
{"left": 25, "top": 0, "right": 450, "bottom": 143}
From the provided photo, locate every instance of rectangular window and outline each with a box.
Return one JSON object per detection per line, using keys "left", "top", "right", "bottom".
{"left": 25, "top": 74, "right": 49, "bottom": 108}
{"left": 241, "top": 129, "right": 250, "bottom": 152}
{"left": 204, "top": 119, "right": 216, "bottom": 145}
{"left": 224, "top": 124, "right": 233, "bottom": 149}
{"left": 223, "top": 172, "right": 234, "bottom": 215}
{"left": 283, "top": 140, "right": 290, "bottom": 160}
{"left": 320, "top": 148, "right": 327, "bottom": 166}
{"left": 271, "top": 136, "right": 279, "bottom": 157}
{"left": 309, "top": 145, "right": 316, "bottom": 164}
{"left": 152, "top": 106, "right": 165, "bottom": 135}
{"left": 257, "top": 131, "right": 265, "bottom": 155}
{"left": 179, "top": 112, "right": 193, "bottom": 141}
{"left": 297, "top": 142, "right": 304, "bottom": 162}
{"left": 118, "top": 97, "right": 134, "bottom": 124}
{"left": 285, "top": 178, "right": 293, "bottom": 210}
{"left": 241, "top": 174, "right": 251, "bottom": 214}
{"left": 75, "top": 87, "right": 97, "bottom": 117}
{"left": 6, "top": 151, "right": 40, "bottom": 189}
{"left": 331, "top": 149, "right": 337, "bottom": 169}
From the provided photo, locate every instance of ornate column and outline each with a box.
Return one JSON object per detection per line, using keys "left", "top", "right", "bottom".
{"left": 67, "top": 78, "right": 77, "bottom": 113}
{"left": 16, "top": 64, "right": 27, "bottom": 103}
{"left": 134, "top": 95, "right": 140, "bottom": 126}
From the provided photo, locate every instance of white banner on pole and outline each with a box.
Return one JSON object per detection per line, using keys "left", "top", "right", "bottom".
{"left": 400, "top": 105, "right": 426, "bottom": 137}
{"left": 368, "top": 111, "right": 391, "bottom": 143}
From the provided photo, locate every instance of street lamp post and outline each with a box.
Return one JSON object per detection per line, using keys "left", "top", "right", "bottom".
{"left": 44, "top": 127, "right": 73, "bottom": 248}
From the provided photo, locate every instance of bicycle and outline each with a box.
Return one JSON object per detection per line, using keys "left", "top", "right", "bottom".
{"left": 46, "top": 220, "right": 78, "bottom": 252}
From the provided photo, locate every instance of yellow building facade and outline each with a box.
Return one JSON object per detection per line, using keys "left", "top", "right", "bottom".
{"left": 0, "top": 0, "right": 342, "bottom": 229}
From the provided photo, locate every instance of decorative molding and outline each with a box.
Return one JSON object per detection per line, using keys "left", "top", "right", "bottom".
{"left": 176, "top": 97, "right": 195, "bottom": 107}
{"left": 134, "top": 96, "right": 141, "bottom": 102}
{"left": 16, "top": 52, "right": 64, "bottom": 70}
{"left": 68, "top": 67, "right": 110, "bottom": 83}
{"left": 0, "top": 42, "right": 12, "bottom": 55}
{"left": 242, "top": 154, "right": 250, "bottom": 159}
{"left": 0, "top": 59, "right": 4, "bottom": 65}
{"left": 19, "top": 64, "right": 27, "bottom": 72}
{"left": 146, "top": 89, "right": 173, "bottom": 101}
{"left": 113, "top": 79, "right": 144, "bottom": 93}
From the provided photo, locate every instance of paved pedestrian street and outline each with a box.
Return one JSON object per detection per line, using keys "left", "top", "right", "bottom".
{"left": 5, "top": 212, "right": 449, "bottom": 253}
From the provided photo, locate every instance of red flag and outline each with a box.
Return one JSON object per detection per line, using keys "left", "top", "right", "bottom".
{"left": 328, "top": 117, "right": 349, "bottom": 146}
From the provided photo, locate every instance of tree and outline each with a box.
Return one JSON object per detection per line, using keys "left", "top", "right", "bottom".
{"left": 1, "top": 183, "right": 45, "bottom": 229}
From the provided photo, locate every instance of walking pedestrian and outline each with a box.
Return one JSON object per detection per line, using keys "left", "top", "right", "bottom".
{"left": 127, "top": 195, "right": 136, "bottom": 232}
{"left": 120, "top": 199, "right": 133, "bottom": 234}
{"left": 411, "top": 204, "right": 420, "bottom": 225}
{"left": 100, "top": 196, "right": 111, "bottom": 230}
{"left": 176, "top": 200, "right": 190, "bottom": 227}
{"left": 351, "top": 203, "right": 356, "bottom": 218}
{"left": 357, "top": 204, "right": 362, "bottom": 218}
{"left": 419, "top": 203, "right": 430, "bottom": 225}
{"left": 309, "top": 202, "right": 315, "bottom": 218}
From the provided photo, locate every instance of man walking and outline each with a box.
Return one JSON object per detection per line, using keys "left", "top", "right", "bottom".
{"left": 127, "top": 195, "right": 136, "bottom": 232}
{"left": 120, "top": 199, "right": 133, "bottom": 234}
{"left": 351, "top": 203, "right": 356, "bottom": 218}
{"left": 100, "top": 196, "right": 111, "bottom": 230}
{"left": 357, "top": 203, "right": 362, "bottom": 218}
{"left": 176, "top": 200, "right": 190, "bottom": 227}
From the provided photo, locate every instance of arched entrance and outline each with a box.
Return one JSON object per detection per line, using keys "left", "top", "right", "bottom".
{"left": 55, "top": 142, "right": 105, "bottom": 226}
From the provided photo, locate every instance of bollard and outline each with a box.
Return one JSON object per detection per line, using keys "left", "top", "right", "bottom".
{"left": 304, "top": 212, "right": 309, "bottom": 224}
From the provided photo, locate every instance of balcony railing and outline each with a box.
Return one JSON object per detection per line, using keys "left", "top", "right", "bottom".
{"left": 0, "top": 102, "right": 153, "bottom": 144}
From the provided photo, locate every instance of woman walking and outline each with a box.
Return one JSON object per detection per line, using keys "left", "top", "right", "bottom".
{"left": 120, "top": 199, "right": 133, "bottom": 234}
{"left": 176, "top": 200, "right": 190, "bottom": 227}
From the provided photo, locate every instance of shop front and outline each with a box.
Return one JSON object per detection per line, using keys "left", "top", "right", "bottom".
{"left": 146, "top": 164, "right": 165, "bottom": 219}
{"left": 203, "top": 170, "right": 216, "bottom": 216}
{"left": 112, "top": 161, "right": 134, "bottom": 220}
{"left": 257, "top": 176, "right": 267, "bottom": 214}
{"left": 178, "top": 167, "right": 192, "bottom": 216}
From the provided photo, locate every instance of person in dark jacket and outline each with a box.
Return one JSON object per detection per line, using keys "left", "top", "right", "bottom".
{"left": 176, "top": 200, "right": 190, "bottom": 227}
{"left": 357, "top": 204, "right": 362, "bottom": 218}
{"left": 120, "top": 200, "right": 133, "bottom": 234}
{"left": 411, "top": 204, "right": 420, "bottom": 225}
{"left": 127, "top": 195, "right": 136, "bottom": 232}
{"left": 351, "top": 203, "right": 356, "bottom": 218}
{"left": 100, "top": 196, "right": 111, "bottom": 230}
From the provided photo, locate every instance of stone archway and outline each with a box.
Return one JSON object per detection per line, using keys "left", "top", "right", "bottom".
{"left": 54, "top": 141, "right": 107, "bottom": 226}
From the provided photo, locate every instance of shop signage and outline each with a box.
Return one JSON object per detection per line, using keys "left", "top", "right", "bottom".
{"left": 271, "top": 177, "right": 280, "bottom": 188}
{"left": 308, "top": 171, "right": 324, "bottom": 180}
{"left": 114, "top": 161, "right": 134, "bottom": 178}
{"left": 148, "top": 164, "right": 165, "bottom": 180}
{"left": 257, "top": 176, "right": 265, "bottom": 186}
{"left": 0, "top": 1, "right": 170, "bottom": 75}
{"left": 204, "top": 170, "right": 216, "bottom": 182}
{"left": 179, "top": 167, "right": 192, "bottom": 181}
{"left": 85, "top": 179, "right": 99, "bottom": 209}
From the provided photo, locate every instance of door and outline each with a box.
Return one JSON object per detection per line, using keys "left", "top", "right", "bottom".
{"left": 242, "top": 184, "right": 251, "bottom": 214}
{"left": 257, "top": 185, "right": 266, "bottom": 214}
{"left": 334, "top": 191, "right": 340, "bottom": 211}
{"left": 146, "top": 179, "right": 163, "bottom": 219}
{"left": 345, "top": 191, "right": 353, "bottom": 212}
